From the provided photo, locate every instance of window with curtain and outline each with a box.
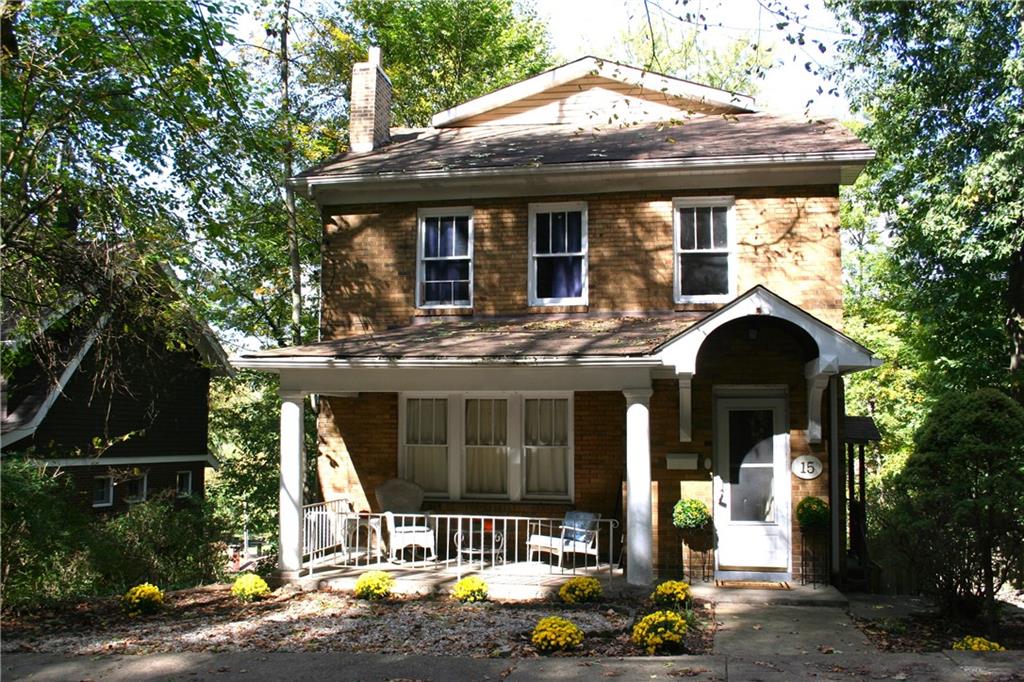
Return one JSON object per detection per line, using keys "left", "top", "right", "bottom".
{"left": 419, "top": 210, "right": 472, "bottom": 307}
{"left": 524, "top": 398, "right": 570, "bottom": 497}
{"left": 530, "top": 203, "right": 587, "bottom": 305}
{"left": 675, "top": 198, "right": 733, "bottom": 301}
{"left": 464, "top": 398, "right": 509, "bottom": 496}
{"left": 403, "top": 398, "right": 449, "bottom": 494}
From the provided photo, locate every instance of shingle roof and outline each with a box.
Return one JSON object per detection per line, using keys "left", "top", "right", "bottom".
{"left": 242, "top": 314, "right": 709, "bottom": 360}
{"left": 297, "top": 113, "right": 870, "bottom": 180}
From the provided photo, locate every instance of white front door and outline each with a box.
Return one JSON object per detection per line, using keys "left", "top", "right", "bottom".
{"left": 713, "top": 397, "right": 791, "bottom": 580}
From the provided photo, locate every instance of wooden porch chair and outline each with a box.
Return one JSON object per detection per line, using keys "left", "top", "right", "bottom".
{"left": 527, "top": 511, "right": 602, "bottom": 568}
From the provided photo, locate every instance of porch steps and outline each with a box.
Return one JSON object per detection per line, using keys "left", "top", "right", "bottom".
{"left": 690, "top": 582, "right": 848, "bottom": 607}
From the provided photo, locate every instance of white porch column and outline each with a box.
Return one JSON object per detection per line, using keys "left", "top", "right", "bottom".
{"left": 624, "top": 388, "right": 654, "bottom": 586}
{"left": 279, "top": 389, "right": 305, "bottom": 577}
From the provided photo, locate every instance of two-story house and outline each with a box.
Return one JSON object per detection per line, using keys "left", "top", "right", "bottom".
{"left": 236, "top": 50, "right": 879, "bottom": 587}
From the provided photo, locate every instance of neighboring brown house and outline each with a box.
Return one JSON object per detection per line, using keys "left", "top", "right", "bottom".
{"left": 1, "top": 292, "right": 230, "bottom": 511}
{"left": 237, "top": 51, "right": 880, "bottom": 586}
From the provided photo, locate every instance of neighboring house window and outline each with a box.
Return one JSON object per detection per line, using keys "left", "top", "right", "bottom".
{"left": 92, "top": 476, "right": 113, "bottom": 508}
{"left": 123, "top": 473, "right": 147, "bottom": 504}
{"left": 529, "top": 202, "right": 588, "bottom": 305}
{"left": 401, "top": 397, "right": 449, "bottom": 495}
{"left": 176, "top": 470, "right": 193, "bottom": 497}
{"left": 673, "top": 196, "right": 735, "bottom": 303}
{"left": 523, "top": 397, "right": 570, "bottom": 498}
{"left": 464, "top": 398, "right": 509, "bottom": 497}
{"left": 417, "top": 207, "right": 473, "bottom": 308}
{"left": 400, "top": 393, "right": 572, "bottom": 502}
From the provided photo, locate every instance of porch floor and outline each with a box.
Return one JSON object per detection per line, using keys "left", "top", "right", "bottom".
{"left": 290, "top": 560, "right": 625, "bottom": 600}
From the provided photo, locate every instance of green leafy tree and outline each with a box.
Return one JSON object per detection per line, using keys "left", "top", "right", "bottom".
{"left": 886, "top": 389, "right": 1024, "bottom": 626}
{"left": 614, "top": 20, "right": 772, "bottom": 95}
{"left": 315, "top": 0, "right": 553, "bottom": 128}
{"left": 830, "top": 0, "right": 1024, "bottom": 397}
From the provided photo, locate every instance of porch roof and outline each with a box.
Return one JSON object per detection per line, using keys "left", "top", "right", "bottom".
{"left": 240, "top": 313, "right": 708, "bottom": 361}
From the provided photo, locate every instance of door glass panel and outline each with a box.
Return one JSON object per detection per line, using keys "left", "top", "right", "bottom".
{"left": 728, "top": 409, "right": 776, "bottom": 522}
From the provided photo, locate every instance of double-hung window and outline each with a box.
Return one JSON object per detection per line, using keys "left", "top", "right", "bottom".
{"left": 92, "top": 476, "right": 113, "bottom": 508}
{"left": 401, "top": 397, "right": 449, "bottom": 495}
{"left": 176, "top": 470, "right": 193, "bottom": 497}
{"left": 399, "top": 393, "right": 573, "bottom": 502}
{"left": 417, "top": 207, "right": 472, "bottom": 308}
{"left": 124, "top": 473, "right": 147, "bottom": 504}
{"left": 673, "top": 196, "right": 735, "bottom": 303}
{"left": 529, "top": 202, "right": 588, "bottom": 306}
{"left": 464, "top": 398, "right": 509, "bottom": 497}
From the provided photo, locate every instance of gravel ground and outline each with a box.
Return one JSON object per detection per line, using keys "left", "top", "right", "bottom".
{"left": 1, "top": 585, "right": 716, "bottom": 659}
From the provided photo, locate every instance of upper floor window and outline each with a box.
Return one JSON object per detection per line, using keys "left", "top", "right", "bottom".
{"left": 529, "top": 202, "right": 588, "bottom": 306}
{"left": 123, "top": 473, "right": 147, "bottom": 504}
{"left": 673, "top": 196, "right": 735, "bottom": 303}
{"left": 417, "top": 207, "right": 473, "bottom": 308}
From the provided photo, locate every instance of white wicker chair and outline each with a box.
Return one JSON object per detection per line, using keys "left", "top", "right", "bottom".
{"left": 527, "top": 511, "right": 601, "bottom": 568}
{"left": 375, "top": 479, "right": 436, "bottom": 563}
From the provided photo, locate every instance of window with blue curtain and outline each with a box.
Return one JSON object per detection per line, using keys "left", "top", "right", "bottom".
{"left": 420, "top": 212, "right": 471, "bottom": 306}
{"left": 532, "top": 206, "right": 586, "bottom": 303}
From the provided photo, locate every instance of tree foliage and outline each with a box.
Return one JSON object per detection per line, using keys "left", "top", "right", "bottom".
{"left": 830, "top": 0, "right": 1024, "bottom": 396}
{"left": 880, "top": 389, "right": 1024, "bottom": 624}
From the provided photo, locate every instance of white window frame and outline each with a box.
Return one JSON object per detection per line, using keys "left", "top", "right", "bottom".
{"left": 123, "top": 473, "right": 148, "bottom": 504}
{"left": 673, "top": 196, "right": 737, "bottom": 304}
{"left": 528, "top": 201, "right": 588, "bottom": 306}
{"left": 398, "top": 391, "right": 574, "bottom": 503}
{"left": 176, "top": 470, "right": 193, "bottom": 497}
{"left": 416, "top": 207, "right": 474, "bottom": 309}
{"left": 92, "top": 475, "right": 113, "bottom": 508}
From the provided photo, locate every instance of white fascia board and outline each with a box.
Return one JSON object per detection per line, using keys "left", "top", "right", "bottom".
{"left": 0, "top": 315, "right": 108, "bottom": 449}
{"left": 430, "top": 57, "right": 756, "bottom": 127}
{"left": 298, "top": 150, "right": 874, "bottom": 196}
{"left": 232, "top": 354, "right": 662, "bottom": 371}
{"left": 34, "top": 454, "right": 221, "bottom": 469}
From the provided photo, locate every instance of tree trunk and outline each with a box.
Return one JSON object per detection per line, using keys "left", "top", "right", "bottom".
{"left": 280, "top": 0, "right": 302, "bottom": 348}
{"left": 1007, "top": 235, "right": 1024, "bottom": 402}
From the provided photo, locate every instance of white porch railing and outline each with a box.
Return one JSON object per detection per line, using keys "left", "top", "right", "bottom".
{"left": 301, "top": 501, "right": 621, "bottom": 579}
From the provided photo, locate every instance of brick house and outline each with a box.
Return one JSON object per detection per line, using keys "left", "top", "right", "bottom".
{"left": 236, "top": 51, "right": 879, "bottom": 586}
{"left": 1, "top": 289, "right": 229, "bottom": 511}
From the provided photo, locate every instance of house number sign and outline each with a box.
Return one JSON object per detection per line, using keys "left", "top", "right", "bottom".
{"left": 791, "top": 455, "right": 823, "bottom": 480}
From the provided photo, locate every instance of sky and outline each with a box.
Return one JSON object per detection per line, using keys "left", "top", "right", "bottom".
{"left": 534, "top": 0, "right": 854, "bottom": 119}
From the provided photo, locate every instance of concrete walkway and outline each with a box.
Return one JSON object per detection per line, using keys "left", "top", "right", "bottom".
{"left": 5, "top": 650, "right": 1022, "bottom": 681}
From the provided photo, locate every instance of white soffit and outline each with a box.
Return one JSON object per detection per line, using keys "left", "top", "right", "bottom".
{"left": 431, "top": 56, "right": 756, "bottom": 128}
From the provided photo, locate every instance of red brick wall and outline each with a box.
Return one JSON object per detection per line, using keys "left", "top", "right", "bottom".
{"left": 320, "top": 185, "right": 842, "bottom": 337}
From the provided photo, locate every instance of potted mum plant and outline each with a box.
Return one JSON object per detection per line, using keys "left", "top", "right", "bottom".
{"left": 672, "top": 497, "right": 713, "bottom": 550}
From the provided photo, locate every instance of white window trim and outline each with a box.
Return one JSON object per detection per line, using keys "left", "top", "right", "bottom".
{"left": 416, "top": 206, "right": 474, "bottom": 309}
{"left": 124, "top": 472, "right": 148, "bottom": 504}
{"left": 398, "top": 391, "right": 574, "bottom": 503}
{"left": 92, "top": 475, "right": 113, "bottom": 508}
{"left": 672, "top": 195, "right": 737, "bottom": 304}
{"left": 528, "top": 201, "right": 588, "bottom": 306}
{"left": 176, "top": 470, "right": 193, "bottom": 497}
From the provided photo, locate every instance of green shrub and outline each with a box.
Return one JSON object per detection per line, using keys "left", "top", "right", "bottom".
{"left": 558, "top": 576, "right": 602, "bottom": 604}
{"left": 650, "top": 580, "right": 690, "bottom": 608}
{"left": 671, "top": 498, "right": 711, "bottom": 530}
{"left": 122, "top": 582, "right": 164, "bottom": 616}
{"left": 887, "top": 389, "right": 1024, "bottom": 624}
{"left": 632, "top": 610, "right": 688, "bottom": 654}
{"left": 531, "top": 615, "right": 583, "bottom": 652}
{"left": 0, "top": 460, "right": 102, "bottom": 610}
{"left": 451, "top": 575, "right": 488, "bottom": 603}
{"left": 354, "top": 570, "right": 393, "bottom": 600}
{"left": 95, "top": 490, "right": 227, "bottom": 590}
{"left": 796, "top": 496, "right": 830, "bottom": 531}
{"left": 231, "top": 573, "right": 271, "bottom": 602}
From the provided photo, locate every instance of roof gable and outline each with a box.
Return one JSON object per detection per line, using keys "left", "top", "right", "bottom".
{"left": 432, "top": 57, "right": 756, "bottom": 128}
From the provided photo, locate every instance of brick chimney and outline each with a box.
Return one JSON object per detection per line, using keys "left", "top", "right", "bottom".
{"left": 349, "top": 47, "right": 392, "bottom": 153}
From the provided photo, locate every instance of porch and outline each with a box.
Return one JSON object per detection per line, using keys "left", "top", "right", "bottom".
{"left": 297, "top": 501, "right": 623, "bottom": 598}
